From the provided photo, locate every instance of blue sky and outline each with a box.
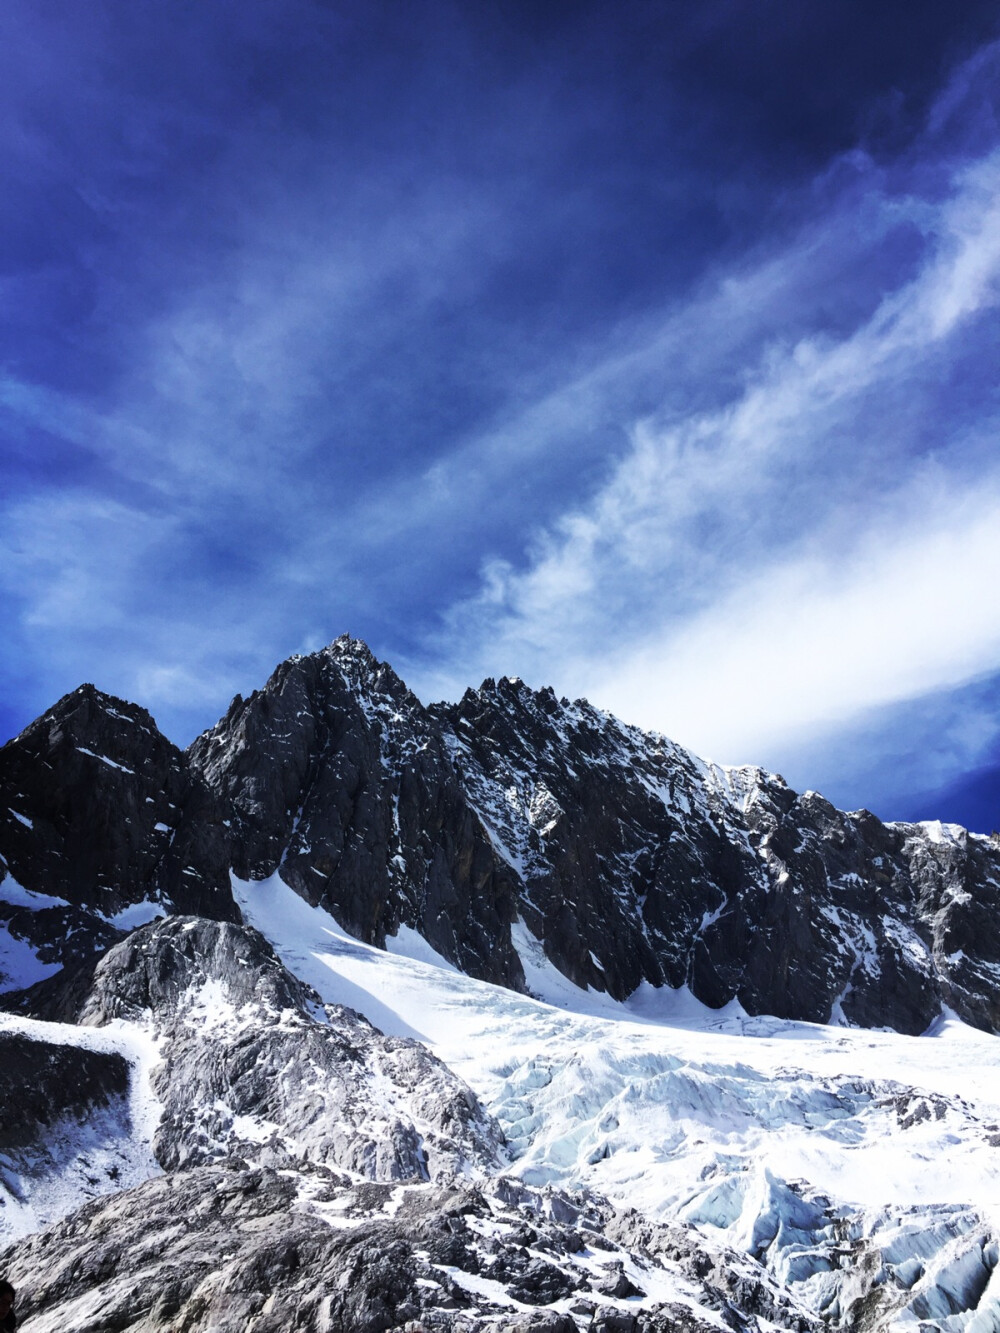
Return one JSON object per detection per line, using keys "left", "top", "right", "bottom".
{"left": 2, "top": 1, "right": 1000, "bottom": 831}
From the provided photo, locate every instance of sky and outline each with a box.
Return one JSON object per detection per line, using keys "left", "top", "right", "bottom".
{"left": 2, "top": 1, "right": 1000, "bottom": 831}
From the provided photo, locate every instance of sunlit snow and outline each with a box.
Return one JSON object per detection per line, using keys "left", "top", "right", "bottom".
{"left": 234, "top": 872, "right": 1000, "bottom": 1322}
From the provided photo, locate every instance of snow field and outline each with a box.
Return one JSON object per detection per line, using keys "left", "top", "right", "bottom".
{"left": 234, "top": 873, "right": 1000, "bottom": 1327}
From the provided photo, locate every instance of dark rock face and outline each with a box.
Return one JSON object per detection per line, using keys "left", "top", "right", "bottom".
{"left": 18, "top": 914, "right": 505, "bottom": 1183}
{"left": 0, "top": 684, "right": 237, "bottom": 988}
{"left": 0, "top": 1166, "right": 815, "bottom": 1333}
{"left": 0, "top": 1029, "right": 145, "bottom": 1237}
{"left": 0, "top": 897, "right": 123, "bottom": 995}
{"left": 185, "top": 639, "right": 1000, "bottom": 1035}
{"left": 444, "top": 676, "right": 1000, "bottom": 1034}
{"left": 436, "top": 676, "right": 763, "bottom": 1005}
{"left": 439, "top": 673, "right": 1000, "bottom": 1034}
{"left": 187, "top": 639, "right": 526, "bottom": 989}
{"left": 0, "top": 1030, "right": 129, "bottom": 1159}
{"left": 4, "top": 638, "right": 1000, "bottom": 1035}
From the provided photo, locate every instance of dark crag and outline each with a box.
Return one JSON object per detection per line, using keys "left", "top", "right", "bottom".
{"left": 3, "top": 635, "right": 1000, "bottom": 1035}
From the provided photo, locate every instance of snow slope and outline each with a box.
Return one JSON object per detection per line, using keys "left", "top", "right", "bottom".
{"left": 235, "top": 872, "right": 1000, "bottom": 1328}
{"left": 0, "top": 879, "right": 68, "bottom": 993}
{"left": 0, "top": 1014, "right": 161, "bottom": 1242}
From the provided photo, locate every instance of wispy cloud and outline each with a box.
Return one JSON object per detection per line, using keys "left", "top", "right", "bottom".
{"left": 406, "top": 54, "right": 1000, "bottom": 787}
{"left": 588, "top": 474, "right": 1000, "bottom": 760}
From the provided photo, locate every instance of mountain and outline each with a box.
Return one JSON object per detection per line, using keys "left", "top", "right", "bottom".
{"left": 186, "top": 638, "right": 525, "bottom": 991}
{"left": 0, "top": 681, "right": 237, "bottom": 995}
{"left": 4, "top": 878, "right": 1000, "bottom": 1331}
{"left": 3, "top": 637, "right": 1000, "bottom": 1332}
{"left": 5, "top": 636, "right": 1000, "bottom": 1034}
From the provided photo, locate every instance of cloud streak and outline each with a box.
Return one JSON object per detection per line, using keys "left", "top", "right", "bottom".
{"left": 408, "top": 58, "right": 1000, "bottom": 785}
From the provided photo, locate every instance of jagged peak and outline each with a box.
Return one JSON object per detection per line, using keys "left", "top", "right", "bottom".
{"left": 275, "top": 633, "right": 396, "bottom": 689}
{"left": 323, "top": 631, "right": 379, "bottom": 661}
{"left": 6, "top": 683, "right": 162, "bottom": 750}
{"left": 319, "top": 634, "right": 387, "bottom": 681}
{"left": 315, "top": 635, "right": 423, "bottom": 717}
{"left": 466, "top": 673, "right": 577, "bottom": 715}
{"left": 462, "top": 674, "right": 703, "bottom": 762}
{"left": 194, "top": 637, "right": 425, "bottom": 758}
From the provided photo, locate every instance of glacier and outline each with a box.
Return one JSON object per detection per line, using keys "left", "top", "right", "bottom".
{"left": 222, "top": 872, "right": 1000, "bottom": 1331}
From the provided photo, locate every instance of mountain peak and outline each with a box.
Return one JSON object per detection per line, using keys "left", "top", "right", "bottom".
{"left": 319, "top": 634, "right": 407, "bottom": 695}
{"left": 7, "top": 683, "right": 159, "bottom": 751}
{"left": 268, "top": 634, "right": 416, "bottom": 712}
{"left": 325, "top": 631, "right": 377, "bottom": 659}
{"left": 7, "top": 639, "right": 1000, "bottom": 1041}
{"left": 0, "top": 678, "right": 235, "bottom": 930}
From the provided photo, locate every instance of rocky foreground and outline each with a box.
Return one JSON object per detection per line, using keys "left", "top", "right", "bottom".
{"left": 2, "top": 910, "right": 999, "bottom": 1331}
{"left": 2, "top": 916, "right": 827, "bottom": 1333}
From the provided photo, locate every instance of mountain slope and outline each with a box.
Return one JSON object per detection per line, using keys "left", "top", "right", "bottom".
{"left": 186, "top": 640, "right": 526, "bottom": 990}
{"left": 0, "top": 910, "right": 834, "bottom": 1333}
{"left": 0, "top": 683, "right": 237, "bottom": 994}
{"left": 6, "top": 882, "right": 999, "bottom": 1331}
{"left": 185, "top": 637, "right": 1000, "bottom": 1035}
{"left": 3, "top": 636, "right": 1000, "bottom": 1331}
{"left": 230, "top": 873, "right": 1000, "bottom": 1333}
{"left": 9, "top": 913, "right": 504, "bottom": 1189}
{"left": 4, "top": 636, "right": 1000, "bottom": 1035}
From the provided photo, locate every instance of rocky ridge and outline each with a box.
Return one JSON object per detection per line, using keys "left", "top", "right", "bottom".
{"left": 3, "top": 637, "right": 1000, "bottom": 1037}
{"left": 12, "top": 914, "right": 504, "bottom": 1184}
{"left": 187, "top": 638, "right": 1000, "bottom": 1035}
{"left": 0, "top": 666, "right": 998, "bottom": 1329}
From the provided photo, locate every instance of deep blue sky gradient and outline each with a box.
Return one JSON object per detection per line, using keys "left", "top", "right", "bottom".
{"left": 2, "top": 2, "right": 1000, "bottom": 830}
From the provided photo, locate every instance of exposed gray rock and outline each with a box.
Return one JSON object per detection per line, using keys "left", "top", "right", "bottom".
{"left": 0, "top": 1166, "right": 812, "bottom": 1333}
{"left": 604, "top": 1209, "right": 820, "bottom": 1332}
{"left": 4, "top": 639, "right": 1000, "bottom": 1333}
{"left": 186, "top": 637, "right": 1000, "bottom": 1034}
{"left": 437, "top": 675, "right": 1000, "bottom": 1034}
{"left": 16, "top": 915, "right": 505, "bottom": 1183}
{"left": 0, "top": 898, "right": 122, "bottom": 997}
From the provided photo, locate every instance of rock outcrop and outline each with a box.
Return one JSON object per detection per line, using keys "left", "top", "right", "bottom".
{"left": 0, "top": 1167, "right": 817, "bottom": 1333}
{"left": 0, "top": 684, "right": 237, "bottom": 991}
{"left": 13, "top": 914, "right": 505, "bottom": 1183}
{"left": 0, "top": 1030, "right": 129, "bottom": 1159}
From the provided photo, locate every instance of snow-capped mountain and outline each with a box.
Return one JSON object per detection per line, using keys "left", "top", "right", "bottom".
{"left": 5, "top": 636, "right": 1000, "bottom": 1033}
{"left": 2, "top": 636, "right": 1000, "bottom": 1332}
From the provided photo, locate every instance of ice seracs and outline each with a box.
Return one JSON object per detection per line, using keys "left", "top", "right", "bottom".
{"left": 234, "top": 870, "right": 1000, "bottom": 1332}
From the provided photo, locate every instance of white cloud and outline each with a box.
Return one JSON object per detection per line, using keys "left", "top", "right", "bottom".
{"left": 411, "top": 141, "right": 1000, "bottom": 771}
{"left": 0, "top": 493, "right": 174, "bottom": 631}
{"left": 588, "top": 478, "right": 1000, "bottom": 761}
{"left": 5, "top": 35, "right": 1000, "bottom": 786}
